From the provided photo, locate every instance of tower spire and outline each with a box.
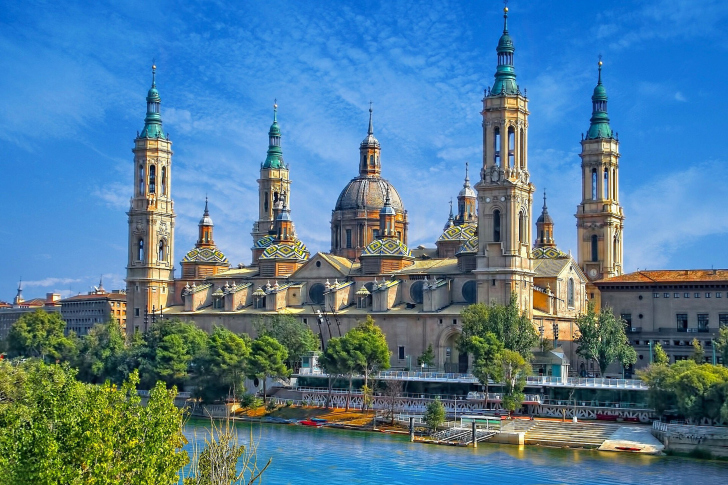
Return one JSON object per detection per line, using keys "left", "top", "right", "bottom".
{"left": 368, "top": 101, "right": 374, "bottom": 135}
{"left": 140, "top": 62, "right": 164, "bottom": 139}
{"left": 263, "top": 100, "right": 284, "bottom": 168}
{"left": 586, "top": 57, "right": 613, "bottom": 140}
{"left": 490, "top": 3, "right": 518, "bottom": 96}
{"left": 535, "top": 189, "right": 555, "bottom": 248}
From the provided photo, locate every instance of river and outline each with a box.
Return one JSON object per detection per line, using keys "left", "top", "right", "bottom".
{"left": 183, "top": 420, "right": 728, "bottom": 484}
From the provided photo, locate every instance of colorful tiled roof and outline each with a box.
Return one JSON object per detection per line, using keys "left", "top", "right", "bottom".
{"left": 455, "top": 237, "right": 478, "bottom": 256}
{"left": 361, "top": 238, "right": 412, "bottom": 258}
{"left": 254, "top": 235, "right": 275, "bottom": 249}
{"left": 182, "top": 247, "right": 229, "bottom": 265}
{"left": 532, "top": 246, "right": 567, "bottom": 259}
{"left": 259, "top": 242, "right": 309, "bottom": 261}
{"left": 437, "top": 223, "right": 476, "bottom": 242}
{"left": 597, "top": 269, "right": 728, "bottom": 284}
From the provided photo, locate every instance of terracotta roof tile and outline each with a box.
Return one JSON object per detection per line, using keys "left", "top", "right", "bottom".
{"left": 597, "top": 269, "right": 728, "bottom": 284}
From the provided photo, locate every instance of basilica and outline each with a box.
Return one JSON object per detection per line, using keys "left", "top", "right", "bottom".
{"left": 125, "top": 7, "right": 626, "bottom": 373}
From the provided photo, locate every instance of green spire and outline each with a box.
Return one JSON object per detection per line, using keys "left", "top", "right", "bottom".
{"left": 490, "top": 6, "right": 518, "bottom": 96}
{"left": 263, "top": 99, "right": 284, "bottom": 169}
{"left": 586, "top": 58, "right": 613, "bottom": 140}
{"left": 139, "top": 63, "right": 165, "bottom": 139}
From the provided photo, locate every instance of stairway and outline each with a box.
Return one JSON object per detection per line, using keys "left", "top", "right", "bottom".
{"left": 523, "top": 421, "right": 621, "bottom": 449}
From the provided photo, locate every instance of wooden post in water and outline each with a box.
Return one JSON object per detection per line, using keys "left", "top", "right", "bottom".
{"left": 409, "top": 417, "right": 415, "bottom": 442}
{"left": 472, "top": 421, "right": 477, "bottom": 448}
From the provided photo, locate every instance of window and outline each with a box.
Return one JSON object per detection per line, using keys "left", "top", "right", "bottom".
{"left": 398, "top": 346, "right": 405, "bottom": 360}
{"left": 138, "top": 165, "right": 145, "bottom": 194}
{"left": 264, "top": 192, "right": 269, "bottom": 212}
{"left": 705, "top": 292, "right": 711, "bottom": 298}
{"left": 134, "top": 308, "right": 140, "bottom": 317}
{"left": 213, "top": 297, "right": 224, "bottom": 309}
{"left": 664, "top": 293, "right": 669, "bottom": 298}
{"left": 695, "top": 293, "right": 700, "bottom": 298}
{"left": 719, "top": 314, "right": 728, "bottom": 328}
{"left": 591, "top": 235, "right": 598, "bottom": 262}
{"left": 567, "top": 278, "right": 575, "bottom": 308}
{"left": 717, "top": 292, "right": 723, "bottom": 298}
{"left": 603, "top": 168, "right": 609, "bottom": 199}
{"left": 158, "top": 240, "right": 165, "bottom": 261}
{"left": 372, "top": 229, "right": 379, "bottom": 240}
{"left": 591, "top": 169, "right": 597, "bottom": 200}
{"left": 345, "top": 229, "right": 352, "bottom": 249}
{"left": 508, "top": 126, "right": 515, "bottom": 168}
{"left": 674, "top": 293, "right": 680, "bottom": 298}
{"left": 161, "top": 166, "right": 166, "bottom": 195}
{"left": 518, "top": 212, "right": 524, "bottom": 243}
{"left": 698, "top": 314, "right": 709, "bottom": 332}
{"left": 493, "top": 127, "right": 501, "bottom": 167}
{"left": 684, "top": 293, "right": 690, "bottom": 298}
{"left": 676, "top": 314, "right": 688, "bottom": 332}
{"left": 653, "top": 293, "right": 659, "bottom": 298}
{"left": 453, "top": 319, "right": 458, "bottom": 325}
{"left": 493, "top": 210, "right": 501, "bottom": 242}
{"left": 137, "top": 239, "right": 144, "bottom": 261}
{"left": 149, "top": 165, "right": 156, "bottom": 194}
{"left": 519, "top": 128, "right": 525, "bottom": 168}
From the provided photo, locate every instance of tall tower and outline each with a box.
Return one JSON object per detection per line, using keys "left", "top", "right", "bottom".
{"left": 535, "top": 190, "right": 556, "bottom": 248}
{"left": 455, "top": 163, "right": 477, "bottom": 225}
{"left": 126, "top": 64, "right": 175, "bottom": 335}
{"left": 474, "top": 6, "right": 535, "bottom": 315}
{"left": 251, "top": 101, "right": 291, "bottom": 259}
{"left": 576, "top": 59, "right": 624, "bottom": 302}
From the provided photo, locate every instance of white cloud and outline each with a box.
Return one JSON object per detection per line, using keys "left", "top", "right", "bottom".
{"left": 674, "top": 91, "right": 686, "bottom": 102}
{"left": 23, "top": 277, "right": 81, "bottom": 287}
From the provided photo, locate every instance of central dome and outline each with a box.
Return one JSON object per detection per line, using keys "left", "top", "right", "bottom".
{"left": 335, "top": 176, "right": 405, "bottom": 212}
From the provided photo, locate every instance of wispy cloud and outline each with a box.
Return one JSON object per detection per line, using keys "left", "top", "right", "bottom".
{"left": 23, "top": 277, "right": 81, "bottom": 287}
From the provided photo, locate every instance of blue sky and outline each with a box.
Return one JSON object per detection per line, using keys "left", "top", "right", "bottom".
{"left": 2, "top": 0, "right": 728, "bottom": 300}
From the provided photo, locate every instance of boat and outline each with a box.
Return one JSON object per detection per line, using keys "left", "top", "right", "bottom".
{"left": 299, "top": 419, "right": 323, "bottom": 427}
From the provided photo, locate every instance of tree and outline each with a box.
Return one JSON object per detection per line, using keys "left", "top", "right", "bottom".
{"left": 319, "top": 337, "right": 357, "bottom": 410}
{"left": 417, "top": 344, "right": 435, "bottom": 369}
{"left": 460, "top": 293, "right": 539, "bottom": 360}
{"left": 653, "top": 342, "right": 670, "bottom": 366}
{"left": 7, "top": 309, "right": 77, "bottom": 361}
{"left": 139, "top": 318, "right": 209, "bottom": 389}
{"left": 424, "top": 398, "right": 445, "bottom": 433}
{"left": 574, "top": 302, "right": 636, "bottom": 376}
{"left": 460, "top": 333, "right": 504, "bottom": 409}
{"left": 346, "top": 316, "right": 390, "bottom": 390}
{"left": 500, "top": 349, "right": 531, "bottom": 413}
{"left": 246, "top": 335, "right": 289, "bottom": 402}
{"left": 715, "top": 327, "right": 728, "bottom": 366}
{"left": 691, "top": 338, "right": 705, "bottom": 364}
{"left": 381, "top": 380, "right": 404, "bottom": 424}
{"left": 75, "top": 320, "right": 127, "bottom": 384}
{"left": 254, "top": 314, "right": 318, "bottom": 372}
{"left": 0, "top": 360, "right": 188, "bottom": 484}
{"left": 195, "top": 326, "right": 251, "bottom": 403}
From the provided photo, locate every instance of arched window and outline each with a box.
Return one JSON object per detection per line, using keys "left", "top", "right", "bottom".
{"left": 591, "top": 235, "right": 598, "bottom": 262}
{"left": 603, "top": 168, "right": 608, "bottom": 199}
{"left": 161, "top": 166, "right": 167, "bottom": 195}
{"left": 138, "top": 239, "right": 144, "bottom": 261}
{"left": 568, "top": 278, "right": 575, "bottom": 308}
{"left": 138, "top": 165, "right": 145, "bottom": 195}
{"left": 493, "top": 210, "right": 501, "bottom": 242}
{"left": 612, "top": 168, "right": 616, "bottom": 200}
{"left": 508, "top": 126, "right": 515, "bottom": 168}
{"left": 158, "top": 240, "right": 165, "bottom": 261}
{"left": 493, "top": 127, "right": 501, "bottom": 167}
{"left": 591, "top": 169, "right": 597, "bottom": 200}
{"left": 519, "top": 128, "right": 525, "bottom": 169}
{"left": 613, "top": 236, "right": 618, "bottom": 264}
{"left": 149, "top": 165, "right": 156, "bottom": 194}
{"left": 370, "top": 154, "right": 374, "bottom": 166}
{"left": 518, "top": 212, "right": 524, "bottom": 243}
{"left": 264, "top": 192, "right": 269, "bottom": 213}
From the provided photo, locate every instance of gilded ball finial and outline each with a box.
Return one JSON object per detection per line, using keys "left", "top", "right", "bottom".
{"left": 504, "top": 7, "right": 508, "bottom": 13}
{"left": 598, "top": 60, "right": 603, "bottom": 67}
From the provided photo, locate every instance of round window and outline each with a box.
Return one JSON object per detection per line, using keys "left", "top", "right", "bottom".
{"left": 462, "top": 280, "right": 477, "bottom": 304}
{"left": 308, "top": 283, "right": 325, "bottom": 305}
{"left": 410, "top": 281, "right": 424, "bottom": 304}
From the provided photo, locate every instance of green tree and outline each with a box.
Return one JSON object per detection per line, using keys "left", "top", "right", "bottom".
{"left": 653, "top": 342, "right": 670, "bottom": 366}
{"left": 638, "top": 361, "right": 678, "bottom": 416}
{"left": 254, "top": 314, "right": 318, "bottom": 372}
{"left": 0, "top": 360, "right": 188, "bottom": 484}
{"left": 246, "top": 335, "right": 289, "bottom": 402}
{"left": 195, "top": 326, "right": 251, "bottom": 403}
{"left": 460, "top": 293, "right": 539, "bottom": 360}
{"left": 319, "top": 337, "right": 357, "bottom": 410}
{"left": 7, "top": 309, "right": 77, "bottom": 361}
{"left": 417, "top": 344, "right": 435, "bottom": 369}
{"left": 75, "top": 320, "right": 127, "bottom": 384}
{"left": 500, "top": 349, "right": 531, "bottom": 413}
{"left": 574, "top": 302, "right": 637, "bottom": 376}
{"left": 691, "top": 338, "right": 705, "bottom": 364}
{"left": 715, "top": 327, "right": 728, "bottom": 366}
{"left": 460, "top": 333, "right": 504, "bottom": 409}
{"left": 140, "top": 318, "right": 209, "bottom": 389}
{"left": 346, "top": 316, "right": 390, "bottom": 390}
{"left": 423, "top": 398, "right": 446, "bottom": 433}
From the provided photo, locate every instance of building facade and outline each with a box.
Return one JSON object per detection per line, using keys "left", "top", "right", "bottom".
{"left": 61, "top": 287, "right": 127, "bottom": 336}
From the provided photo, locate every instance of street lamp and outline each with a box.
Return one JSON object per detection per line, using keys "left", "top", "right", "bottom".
{"left": 648, "top": 341, "right": 653, "bottom": 364}
{"left": 552, "top": 322, "right": 559, "bottom": 346}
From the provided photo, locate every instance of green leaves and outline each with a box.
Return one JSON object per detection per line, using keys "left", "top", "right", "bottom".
{"left": 254, "top": 315, "right": 318, "bottom": 371}
{"left": 574, "top": 302, "right": 635, "bottom": 375}
{"left": 246, "top": 335, "right": 289, "bottom": 401}
{"left": 7, "top": 309, "right": 76, "bottom": 362}
{"left": 424, "top": 398, "right": 446, "bottom": 432}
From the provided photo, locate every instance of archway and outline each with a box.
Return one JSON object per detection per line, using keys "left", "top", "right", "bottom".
{"left": 439, "top": 328, "right": 467, "bottom": 374}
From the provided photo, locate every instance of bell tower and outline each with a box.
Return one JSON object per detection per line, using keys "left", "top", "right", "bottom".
{"left": 126, "top": 64, "right": 175, "bottom": 335}
{"left": 252, "top": 101, "right": 291, "bottom": 258}
{"left": 475, "top": 6, "right": 535, "bottom": 316}
{"left": 576, "top": 59, "right": 624, "bottom": 302}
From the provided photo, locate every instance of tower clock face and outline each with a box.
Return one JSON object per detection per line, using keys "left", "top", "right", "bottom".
{"left": 589, "top": 269, "right": 597, "bottom": 278}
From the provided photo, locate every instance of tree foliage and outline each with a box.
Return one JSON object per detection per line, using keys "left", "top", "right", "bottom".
{"left": 0, "top": 360, "right": 187, "bottom": 484}
{"left": 639, "top": 360, "right": 728, "bottom": 423}
{"left": 246, "top": 335, "right": 289, "bottom": 402}
{"left": 346, "top": 316, "right": 390, "bottom": 387}
{"left": 319, "top": 337, "right": 358, "bottom": 410}
{"left": 74, "top": 320, "right": 127, "bottom": 384}
{"left": 254, "top": 315, "right": 318, "bottom": 372}
{"left": 691, "top": 338, "right": 705, "bottom": 364}
{"left": 460, "top": 293, "right": 539, "bottom": 360}
{"left": 7, "top": 309, "right": 77, "bottom": 362}
{"left": 461, "top": 333, "right": 504, "bottom": 408}
{"left": 424, "top": 398, "right": 445, "bottom": 433}
{"left": 574, "top": 302, "right": 636, "bottom": 375}
{"left": 653, "top": 342, "right": 670, "bottom": 366}
{"left": 417, "top": 344, "right": 435, "bottom": 369}
{"left": 715, "top": 327, "right": 728, "bottom": 366}
{"left": 195, "top": 326, "right": 251, "bottom": 403}
{"left": 500, "top": 349, "right": 531, "bottom": 413}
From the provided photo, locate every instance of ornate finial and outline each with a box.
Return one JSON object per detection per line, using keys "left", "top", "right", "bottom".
{"left": 598, "top": 54, "right": 603, "bottom": 83}
{"left": 503, "top": 0, "right": 509, "bottom": 32}
{"left": 152, "top": 59, "right": 156, "bottom": 87}
{"left": 449, "top": 198, "right": 453, "bottom": 216}
{"left": 368, "top": 101, "right": 374, "bottom": 135}
{"left": 204, "top": 196, "right": 209, "bottom": 215}
{"left": 543, "top": 189, "right": 547, "bottom": 209}
{"left": 273, "top": 98, "right": 278, "bottom": 122}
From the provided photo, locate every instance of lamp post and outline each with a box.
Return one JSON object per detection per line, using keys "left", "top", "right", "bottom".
{"left": 712, "top": 339, "right": 717, "bottom": 365}
{"left": 552, "top": 322, "right": 559, "bottom": 346}
{"left": 648, "top": 341, "right": 653, "bottom": 364}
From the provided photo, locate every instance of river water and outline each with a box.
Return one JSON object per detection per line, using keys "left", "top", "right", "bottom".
{"left": 183, "top": 420, "right": 728, "bottom": 485}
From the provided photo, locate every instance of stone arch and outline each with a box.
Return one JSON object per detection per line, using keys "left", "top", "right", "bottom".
{"left": 437, "top": 326, "right": 467, "bottom": 374}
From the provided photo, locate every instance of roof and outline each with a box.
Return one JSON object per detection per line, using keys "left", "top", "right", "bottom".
{"left": 532, "top": 258, "right": 571, "bottom": 278}
{"left": 182, "top": 247, "right": 229, "bottom": 265}
{"left": 361, "top": 238, "right": 412, "bottom": 258}
{"left": 259, "top": 241, "right": 309, "bottom": 261}
{"left": 596, "top": 269, "right": 728, "bottom": 285}
{"left": 319, "top": 253, "right": 360, "bottom": 273}
{"left": 532, "top": 247, "right": 567, "bottom": 259}
{"left": 334, "top": 176, "right": 404, "bottom": 212}
{"left": 394, "top": 258, "right": 459, "bottom": 275}
{"left": 455, "top": 237, "right": 478, "bottom": 256}
{"left": 437, "top": 223, "right": 476, "bottom": 242}
{"left": 62, "top": 293, "right": 126, "bottom": 302}
{"left": 215, "top": 267, "right": 260, "bottom": 278}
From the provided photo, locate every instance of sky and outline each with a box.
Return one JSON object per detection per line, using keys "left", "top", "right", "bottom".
{"left": 1, "top": 0, "right": 728, "bottom": 301}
